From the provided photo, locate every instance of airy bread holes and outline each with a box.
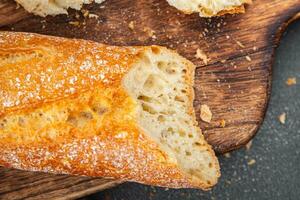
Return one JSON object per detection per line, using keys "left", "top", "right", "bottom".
{"left": 194, "top": 142, "right": 201, "bottom": 146}
{"left": 123, "top": 47, "right": 218, "bottom": 187}
{"left": 141, "top": 103, "right": 157, "bottom": 114}
{"left": 137, "top": 95, "right": 152, "bottom": 103}
{"left": 151, "top": 46, "right": 160, "bottom": 54}
{"left": 157, "top": 61, "right": 178, "bottom": 75}
{"left": 157, "top": 115, "right": 165, "bottom": 122}
{"left": 175, "top": 95, "right": 185, "bottom": 103}
{"left": 157, "top": 61, "right": 166, "bottom": 70}
{"left": 143, "top": 74, "right": 163, "bottom": 91}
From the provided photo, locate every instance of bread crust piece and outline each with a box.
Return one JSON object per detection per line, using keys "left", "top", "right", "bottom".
{"left": 0, "top": 32, "right": 219, "bottom": 189}
{"left": 177, "top": 5, "right": 246, "bottom": 16}
{"left": 166, "top": 0, "right": 252, "bottom": 17}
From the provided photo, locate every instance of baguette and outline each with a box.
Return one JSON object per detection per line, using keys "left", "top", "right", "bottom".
{"left": 0, "top": 32, "right": 220, "bottom": 189}
{"left": 166, "top": 0, "right": 252, "bottom": 17}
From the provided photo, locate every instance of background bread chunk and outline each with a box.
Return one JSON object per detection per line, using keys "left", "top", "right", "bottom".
{"left": 15, "top": 0, "right": 105, "bottom": 16}
{"left": 166, "top": 0, "right": 252, "bottom": 17}
{"left": 0, "top": 32, "right": 220, "bottom": 189}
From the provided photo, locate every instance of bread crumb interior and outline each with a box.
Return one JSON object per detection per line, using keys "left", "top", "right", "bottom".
{"left": 123, "top": 47, "right": 218, "bottom": 185}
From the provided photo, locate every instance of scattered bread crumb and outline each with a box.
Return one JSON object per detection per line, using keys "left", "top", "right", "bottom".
{"left": 286, "top": 77, "right": 297, "bottom": 86}
{"left": 88, "top": 14, "right": 99, "bottom": 19}
{"left": 75, "top": 12, "right": 80, "bottom": 19}
{"left": 247, "top": 159, "right": 256, "bottom": 166}
{"left": 225, "top": 180, "right": 231, "bottom": 185}
{"left": 143, "top": 27, "right": 156, "bottom": 38}
{"left": 245, "top": 140, "right": 252, "bottom": 150}
{"left": 245, "top": 56, "right": 252, "bottom": 62}
{"left": 69, "top": 21, "right": 80, "bottom": 26}
{"left": 82, "top": 9, "right": 89, "bottom": 18}
{"left": 200, "top": 104, "right": 212, "bottom": 123}
{"left": 16, "top": 3, "right": 20, "bottom": 9}
{"left": 128, "top": 21, "right": 135, "bottom": 30}
{"left": 219, "top": 119, "right": 226, "bottom": 128}
{"left": 224, "top": 153, "right": 231, "bottom": 158}
{"left": 195, "top": 49, "right": 210, "bottom": 65}
{"left": 236, "top": 41, "right": 245, "bottom": 48}
{"left": 278, "top": 113, "right": 286, "bottom": 124}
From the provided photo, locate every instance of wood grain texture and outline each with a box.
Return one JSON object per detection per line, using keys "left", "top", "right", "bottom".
{"left": 0, "top": 0, "right": 299, "bottom": 199}
{"left": 0, "top": 167, "right": 122, "bottom": 200}
{"left": 0, "top": 0, "right": 29, "bottom": 27}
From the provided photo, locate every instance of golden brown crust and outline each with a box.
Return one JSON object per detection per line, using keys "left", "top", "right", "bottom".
{"left": 217, "top": 5, "right": 245, "bottom": 16}
{"left": 0, "top": 32, "right": 218, "bottom": 189}
{"left": 0, "top": 32, "right": 138, "bottom": 116}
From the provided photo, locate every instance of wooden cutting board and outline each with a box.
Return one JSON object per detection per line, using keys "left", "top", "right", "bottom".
{"left": 0, "top": 0, "right": 299, "bottom": 199}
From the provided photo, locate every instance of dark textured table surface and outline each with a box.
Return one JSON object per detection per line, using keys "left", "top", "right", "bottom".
{"left": 80, "top": 20, "right": 300, "bottom": 200}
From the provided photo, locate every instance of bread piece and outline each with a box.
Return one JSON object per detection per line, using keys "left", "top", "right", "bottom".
{"left": 0, "top": 32, "right": 220, "bottom": 189}
{"left": 15, "top": 0, "right": 105, "bottom": 17}
{"left": 166, "top": 0, "right": 252, "bottom": 17}
{"left": 15, "top": 0, "right": 249, "bottom": 17}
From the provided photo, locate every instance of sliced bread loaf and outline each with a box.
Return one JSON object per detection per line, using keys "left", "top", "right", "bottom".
{"left": 0, "top": 32, "right": 220, "bottom": 189}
